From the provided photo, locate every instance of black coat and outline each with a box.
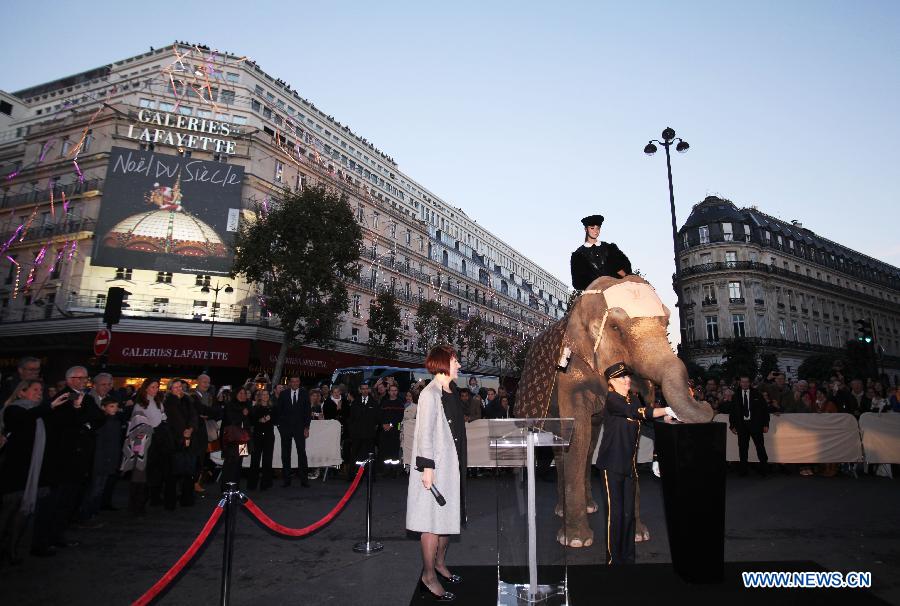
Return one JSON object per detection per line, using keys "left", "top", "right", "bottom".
{"left": 163, "top": 393, "right": 198, "bottom": 451}
{"left": 250, "top": 405, "right": 275, "bottom": 440}
{"left": 42, "top": 387, "right": 103, "bottom": 485}
{"left": 322, "top": 397, "right": 344, "bottom": 422}
{"left": 93, "top": 414, "right": 125, "bottom": 477}
{"left": 595, "top": 391, "right": 655, "bottom": 476}
{"left": 729, "top": 388, "right": 770, "bottom": 431}
{"left": 275, "top": 388, "right": 310, "bottom": 435}
{"left": 0, "top": 400, "right": 52, "bottom": 493}
{"left": 348, "top": 395, "right": 381, "bottom": 441}
{"left": 570, "top": 242, "right": 632, "bottom": 290}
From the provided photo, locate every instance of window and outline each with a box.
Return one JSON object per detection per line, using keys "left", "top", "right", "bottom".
{"left": 60, "top": 137, "right": 72, "bottom": 158}
{"left": 155, "top": 271, "right": 173, "bottom": 284}
{"left": 732, "top": 314, "right": 746, "bottom": 338}
{"left": 700, "top": 253, "right": 712, "bottom": 265}
{"left": 406, "top": 229, "right": 411, "bottom": 245}
{"left": 251, "top": 99, "right": 261, "bottom": 112}
{"left": 791, "top": 320, "right": 799, "bottom": 341}
{"left": 725, "top": 251, "right": 737, "bottom": 267}
{"left": 352, "top": 294, "right": 361, "bottom": 318}
{"left": 765, "top": 231, "right": 771, "bottom": 244}
{"left": 220, "top": 90, "right": 235, "bottom": 104}
{"left": 232, "top": 115, "right": 248, "bottom": 125}
{"left": 194, "top": 275, "right": 211, "bottom": 287}
{"left": 705, "top": 316, "right": 719, "bottom": 342}
{"left": 814, "top": 325, "right": 821, "bottom": 344}
{"left": 699, "top": 225, "right": 709, "bottom": 244}
{"left": 159, "top": 102, "right": 175, "bottom": 113}
{"left": 82, "top": 129, "right": 93, "bottom": 153}
{"left": 702, "top": 283, "right": 716, "bottom": 304}
{"left": 274, "top": 161, "right": 283, "bottom": 182}
{"left": 139, "top": 98, "right": 156, "bottom": 109}
{"left": 826, "top": 327, "right": 833, "bottom": 346}
{"left": 684, "top": 318, "right": 695, "bottom": 343}
{"left": 756, "top": 314, "right": 767, "bottom": 338}
{"left": 779, "top": 318, "right": 786, "bottom": 338}
{"left": 682, "top": 232, "right": 689, "bottom": 249}
{"left": 94, "top": 293, "right": 106, "bottom": 309}
{"left": 777, "top": 234, "right": 783, "bottom": 248}
{"left": 115, "top": 267, "right": 132, "bottom": 280}
{"left": 178, "top": 106, "right": 193, "bottom": 116}
{"left": 226, "top": 72, "right": 240, "bottom": 83}
{"left": 372, "top": 212, "right": 379, "bottom": 229}
{"left": 351, "top": 327, "right": 359, "bottom": 343}
{"left": 722, "top": 223, "right": 733, "bottom": 241}
{"left": 728, "top": 281, "right": 742, "bottom": 301}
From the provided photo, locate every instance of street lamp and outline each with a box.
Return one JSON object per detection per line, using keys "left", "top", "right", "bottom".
{"left": 644, "top": 126, "right": 690, "bottom": 343}
{"left": 200, "top": 282, "right": 234, "bottom": 372}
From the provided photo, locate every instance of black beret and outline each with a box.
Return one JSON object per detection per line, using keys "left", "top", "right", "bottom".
{"left": 581, "top": 214, "right": 604, "bottom": 227}
{"left": 604, "top": 362, "right": 633, "bottom": 380}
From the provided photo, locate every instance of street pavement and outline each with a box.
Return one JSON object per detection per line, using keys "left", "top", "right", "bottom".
{"left": 2, "top": 466, "right": 898, "bottom": 605}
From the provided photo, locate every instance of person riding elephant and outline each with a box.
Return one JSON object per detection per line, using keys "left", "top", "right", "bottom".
{"left": 570, "top": 214, "right": 632, "bottom": 291}
{"left": 515, "top": 275, "right": 713, "bottom": 549}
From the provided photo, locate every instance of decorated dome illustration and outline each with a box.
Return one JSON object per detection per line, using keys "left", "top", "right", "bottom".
{"left": 102, "top": 175, "right": 228, "bottom": 258}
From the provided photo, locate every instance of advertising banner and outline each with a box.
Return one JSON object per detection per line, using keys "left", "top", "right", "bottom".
{"left": 92, "top": 146, "right": 245, "bottom": 275}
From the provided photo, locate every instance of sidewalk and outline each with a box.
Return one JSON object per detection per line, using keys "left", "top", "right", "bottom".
{"left": 2, "top": 469, "right": 898, "bottom": 605}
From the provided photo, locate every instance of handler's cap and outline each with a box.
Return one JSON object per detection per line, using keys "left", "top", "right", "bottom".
{"left": 581, "top": 214, "right": 604, "bottom": 227}
{"left": 604, "top": 362, "right": 633, "bottom": 380}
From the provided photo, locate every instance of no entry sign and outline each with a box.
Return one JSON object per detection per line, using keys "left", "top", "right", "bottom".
{"left": 94, "top": 328, "right": 112, "bottom": 356}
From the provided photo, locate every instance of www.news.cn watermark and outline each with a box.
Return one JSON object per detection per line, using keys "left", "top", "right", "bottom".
{"left": 742, "top": 571, "right": 872, "bottom": 589}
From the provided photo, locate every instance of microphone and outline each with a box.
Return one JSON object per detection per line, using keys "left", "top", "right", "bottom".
{"left": 429, "top": 484, "right": 446, "bottom": 506}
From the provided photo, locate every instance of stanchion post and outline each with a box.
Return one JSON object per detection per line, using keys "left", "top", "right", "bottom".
{"left": 353, "top": 452, "right": 383, "bottom": 554}
{"left": 220, "top": 482, "right": 239, "bottom": 606}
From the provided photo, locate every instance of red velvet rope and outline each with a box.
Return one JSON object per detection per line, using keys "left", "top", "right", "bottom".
{"left": 132, "top": 504, "right": 225, "bottom": 606}
{"left": 242, "top": 464, "right": 365, "bottom": 537}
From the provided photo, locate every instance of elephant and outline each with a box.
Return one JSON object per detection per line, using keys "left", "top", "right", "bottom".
{"left": 514, "top": 275, "right": 713, "bottom": 548}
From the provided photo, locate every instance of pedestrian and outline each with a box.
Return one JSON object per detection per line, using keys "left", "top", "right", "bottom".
{"left": 379, "top": 383, "right": 405, "bottom": 476}
{"left": 162, "top": 379, "right": 198, "bottom": 509}
{"left": 407, "top": 345, "right": 467, "bottom": 601}
{"left": 122, "top": 378, "right": 163, "bottom": 515}
{"left": 220, "top": 387, "right": 250, "bottom": 491}
{"left": 274, "top": 376, "right": 310, "bottom": 487}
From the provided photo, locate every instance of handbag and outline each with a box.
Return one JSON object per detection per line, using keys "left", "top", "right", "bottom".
{"left": 222, "top": 425, "right": 250, "bottom": 445}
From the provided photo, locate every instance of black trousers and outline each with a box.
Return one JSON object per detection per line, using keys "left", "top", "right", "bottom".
{"left": 249, "top": 434, "right": 275, "bottom": 489}
{"left": 736, "top": 425, "right": 768, "bottom": 473}
{"left": 601, "top": 470, "right": 635, "bottom": 565}
{"left": 278, "top": 430, "right": 307, "bottom": 482}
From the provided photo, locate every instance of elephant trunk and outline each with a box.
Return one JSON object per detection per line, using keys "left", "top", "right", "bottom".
{"left": 640, "top": 352, "right": 714, "bottom": 423}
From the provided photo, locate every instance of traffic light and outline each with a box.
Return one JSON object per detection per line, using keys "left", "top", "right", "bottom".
{"left": 854, "top": 319, "right": 873, "bottom": 344}
{"left": 103, "top": 287, "right": 130, "bottom": 326}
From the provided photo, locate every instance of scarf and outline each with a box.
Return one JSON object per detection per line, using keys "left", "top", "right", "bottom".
{"left": 6, "top": 399, "right": 46, "bottom": 515}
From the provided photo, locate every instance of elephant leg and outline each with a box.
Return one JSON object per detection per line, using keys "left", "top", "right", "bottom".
{"left": 634, "top": 477, "right": 650, "bottom": 542}
{"left": 556, "top": 405, "right": 594, "bottom": 548}
{"left": 584, "top": 414, "right": 602, "bottom": 515}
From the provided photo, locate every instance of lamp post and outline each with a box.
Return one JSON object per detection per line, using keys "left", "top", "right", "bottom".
{"left": 644, "top": 127, "right": 690, "bottom": 344}
{"left": 201, "top": 282, "right": 233, "bottom": 372}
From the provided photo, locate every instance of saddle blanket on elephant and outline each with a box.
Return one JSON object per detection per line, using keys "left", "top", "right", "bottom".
{"left": 515, "top": 316, "right": 569, "bottom": 420}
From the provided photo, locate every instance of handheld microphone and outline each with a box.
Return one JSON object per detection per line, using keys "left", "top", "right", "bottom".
{"left": 429, "top": 484, "right": 446, "bottom": 506}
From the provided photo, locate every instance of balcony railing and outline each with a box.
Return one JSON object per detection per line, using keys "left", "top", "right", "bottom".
{"left": 0, "top": 217, "right": 96, "bottom": 247}
{"left": 701, "top": 298, "right": 717, "bottom": 306}
{"left": 1, "top": 178, "right": 103, "bottom": 210}
{"left": 677, "top": 261, "right": 897, "bottom": 309}
{"left": 729, "top": 297, "right": 745, "bottom": 304}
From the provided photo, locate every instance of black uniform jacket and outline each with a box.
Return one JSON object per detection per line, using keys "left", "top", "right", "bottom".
{"left": 729, "top": 388, "right": 770, "bottom": 431}
{"left": 570, "top": 242, "right": 632, "bottom": 290}
{"left": 595, "top": 391, "right": 654, "bottom": 476}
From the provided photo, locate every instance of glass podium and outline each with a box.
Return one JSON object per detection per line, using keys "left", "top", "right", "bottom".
{"left": 489, "top": 418, "right": 574, "bottom": 605}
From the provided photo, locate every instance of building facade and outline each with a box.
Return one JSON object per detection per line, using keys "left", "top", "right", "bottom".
{"left": 677, "top": 196, "right": 900, "bottom": 384}
{"left": 0, "top": 43, "right": 568, "bottom": 384}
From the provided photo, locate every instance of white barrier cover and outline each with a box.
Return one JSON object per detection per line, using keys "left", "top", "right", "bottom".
{"left": 242, "top": 419, "right": 343, "bottom": 469}
{"left": 713, "top": 413, "right": 862, "bottom": 463}
{"left": 859, "top": 412, "right": 900, "bottom": 464}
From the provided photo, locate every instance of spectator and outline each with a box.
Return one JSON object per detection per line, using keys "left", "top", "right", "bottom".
{"left": 467, "top": 377, "right": 479, "bottom": 395}
{"left": 869, "top": 387, "right": 889, "bottom": 413}
{"left": 813, "top": 389, "right": 839, "bottom": 477}
{"left": 483, "top": 388, "right": 497, "bottom": 416}
{"left": 891, "top": 386, "right": 900, "bottom": 413}
{"left": 0, "top": 356, "right": 42, "bottom": 405}
{"left": 122, "top": 378, "right": 163, "bottom": 516}
{"left": 275, "top": 376, "right": 310, "bottom": 488}
{"left": 828, "top": 379, "right": 855, "bottom": 414}
{"left": 86, "top": 398, "right": 124, "bottom": 515}
{"left": 309, "top": 389, "right": 324, "bottom": 419}
{"left": 729, "top": 375, "right": 769, "bottom": 477}
{"left": 162, "top": 379, "right": 198, "bottom": 509}
{"left": 847, "top": 379, "right": 871, "bottom": 417}
{"left": 324, "top": 385, "right": 345, "bottom": 421}
{"left": 248, "top": 389, "right": 275, "bottom": 491}
{"left": 88, "top": 373, "right": 115, "bottom": 409}
{"left": 458, "top": 388, "right": 480, "bottom": 422}
{"left": 0, "top": 381, "right": 68, "bottom": 563}
{"left": 190, "top": 373, "right": 220, "bottom": 494}
{"left": 717, "top": 388, "right": 735, "bottom": 415}
{"left": 379, "top": 383, "right": 405, "bottom": 476}
{"left": 219, "top": 387, "right": 250, "bottom": 491}
{"left": 485, "top": 394, "right": 513, "bottom": 419}
{"left": 404, "top": 390, "right": 415, "bottom": 409}
{"left": 348, "top": 382, "right": 381, "bottom": 472}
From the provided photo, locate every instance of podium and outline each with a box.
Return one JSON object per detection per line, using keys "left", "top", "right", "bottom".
{"left": 489, "top": 418, "right": 574, "bottom": 605}
{"left": 655, "top": 421, "right": 727, "bottom": 583}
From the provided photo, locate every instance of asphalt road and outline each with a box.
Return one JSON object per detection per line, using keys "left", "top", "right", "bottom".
{"left": 2, "top": 466, "right": 898, "bottom": 605}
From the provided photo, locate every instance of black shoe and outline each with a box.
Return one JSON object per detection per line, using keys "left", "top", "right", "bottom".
{"left": 437, "top": 571, "right": 462, "bottom": 584}
{"left": 419, "top": 579, "right": 455, "bottom": 601}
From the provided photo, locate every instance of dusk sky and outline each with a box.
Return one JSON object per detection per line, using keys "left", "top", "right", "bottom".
{"left": 4, "top": 1, "right": 898, "bottom": 341}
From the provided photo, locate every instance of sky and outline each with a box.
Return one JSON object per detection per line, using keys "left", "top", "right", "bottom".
{"left": 3, "top": 1, "right": 899, "bottom": 342}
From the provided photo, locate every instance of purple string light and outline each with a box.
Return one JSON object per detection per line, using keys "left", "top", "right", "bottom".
{"left": 73, "top": 159, "right": 84, "bottom": 183}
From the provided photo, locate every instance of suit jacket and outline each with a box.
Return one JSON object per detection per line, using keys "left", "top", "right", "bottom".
{"left": 570, "top": 242, "right": 632, "bottom": 290}
{"left": 275, "top": 388, "right": 310, "bottom": 434}
{"left": 595, "top": 391, "right": 655, "bottom": 476}
{"left": 729, "top": 388, "right": 770, "bottom": 431}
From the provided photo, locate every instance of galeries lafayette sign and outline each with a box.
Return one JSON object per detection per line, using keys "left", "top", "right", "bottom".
{"left": 107, "top": 333, "right": 250, "bottom": 367}
{"left": 125, "top": 109, "right": 237, "bottom": 154}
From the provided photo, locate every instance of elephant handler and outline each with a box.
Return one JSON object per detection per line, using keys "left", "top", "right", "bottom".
{"left": 596, "top": 362, "right": 677, "bottom": 565}
{"left": 570, "top": 214, "right": 632, "bottom": 291}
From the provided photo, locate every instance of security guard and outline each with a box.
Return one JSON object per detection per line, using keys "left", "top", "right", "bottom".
{"left": 570, "top": 214, "right": 632, "bottom": 291}
{"left": 595, "top": 362, "right": 676, "bottom": 565}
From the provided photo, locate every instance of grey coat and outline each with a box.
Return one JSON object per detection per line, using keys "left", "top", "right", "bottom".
{"left": 406, "top": 379, "right": 461, "bottom": 535}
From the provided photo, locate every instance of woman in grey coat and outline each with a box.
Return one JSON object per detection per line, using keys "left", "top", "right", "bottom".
{"left": 406, "top": 345, "right": 466, "bottom": 602}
